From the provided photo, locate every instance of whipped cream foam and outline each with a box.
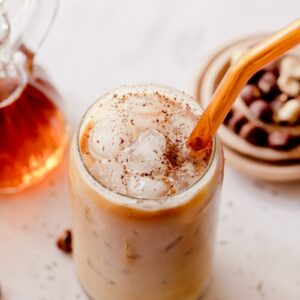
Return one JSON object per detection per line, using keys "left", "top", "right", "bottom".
{"left": 80, "top": 85, "right": 211, "bottom": 199}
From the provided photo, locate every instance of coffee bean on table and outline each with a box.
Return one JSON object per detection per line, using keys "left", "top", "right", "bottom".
{"left": 268, "top": 131, "right": 293, "bottom": 150}
{"left": 228, "top": 112, "right": 248, "bottom": 133}
{"left": 249, "top": 100, "right": 273, "bottom": 123}
{"left": 239, "top": 123, "right": 268, "bottom": 146}
{"left": 240, "top": 84, "right": 261, "bottom": 105}
{"left": 258, "top": 71, "right": 277, "bottom": 94}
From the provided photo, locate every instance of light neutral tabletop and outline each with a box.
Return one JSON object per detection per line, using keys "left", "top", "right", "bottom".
{"left": 0, "top": 1, "right": 300, "bottom": 299}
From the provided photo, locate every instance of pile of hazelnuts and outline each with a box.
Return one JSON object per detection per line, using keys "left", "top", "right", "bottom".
{"left": 224, "top": 55, "right": 300, "bottom": 151}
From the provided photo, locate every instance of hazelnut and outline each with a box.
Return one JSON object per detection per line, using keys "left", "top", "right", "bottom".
{"left": 228, "top": 112, "right": 248, "bottom": 133}
{"left": 240, "top": 84, "right": 261, "bottom": 105}
{"left": 277, "top": 75, "right": 300, "bottom": 97}
{"left": 276, "top": 99, "right": 300, "bottom": 124}
{"left": 275, "top": 93, "right": 289, "bottom": 103}
{"left": 280, "top": 56, "right": 300, "bottom": 79}
{"left": 239, "top": 123, "right": 268, "bottom": 146}
{"left": 223, "top": 109, "right": 234, "bottom": 125}
{"left": 258, "top": 72, "right": 277, "bottom": 94}
{"left": 263, "top": 61, "right": 279, "bottom": 75}
{"left": 249, "top": 100, "right": 273, "bottom": 123}
{"left": 268, "top": 131, "right": 293, "bottom": 150}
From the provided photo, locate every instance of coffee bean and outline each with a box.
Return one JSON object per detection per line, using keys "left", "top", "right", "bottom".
{"left": 249, "top": 100, "right": 273, "bottom": 123}
{"left": 227, "top": 112, "right": 248, "bottom": 133}
{"left": 239, "top": 123, "right": 268, "bottom": 146}
{"left": 240, "top": 84, "right": 261, "bottom": 105}
{"left": 258, "top": 71, "right": 277, "bottom": 94}
{"left": 268, "top": 131, "right": 293, "bottom": 150}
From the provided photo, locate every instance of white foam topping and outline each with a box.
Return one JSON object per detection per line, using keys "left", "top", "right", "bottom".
{"left": 81, "top": 85, "right": 211, "bottom": 200}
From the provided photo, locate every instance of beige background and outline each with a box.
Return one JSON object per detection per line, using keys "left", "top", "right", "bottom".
{"left": 0, "top": 0, "right": 300, "bottom": 299}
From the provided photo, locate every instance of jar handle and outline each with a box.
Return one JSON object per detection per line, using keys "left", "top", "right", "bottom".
{"left": 16, "top": 0, "right": 59, "bottom": 56}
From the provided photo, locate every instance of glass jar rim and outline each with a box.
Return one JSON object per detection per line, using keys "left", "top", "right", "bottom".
{"left": 74, "top": 83, "right": 218, "bottom": 211}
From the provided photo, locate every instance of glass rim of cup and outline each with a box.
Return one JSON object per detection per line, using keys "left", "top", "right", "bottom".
{"left": 74, "top": 83, "right": 218, "bottom": 210}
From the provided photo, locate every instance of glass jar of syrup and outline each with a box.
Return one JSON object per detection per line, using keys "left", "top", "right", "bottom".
{"left": 0, "top": 0, "right": 67, "bottom": 193}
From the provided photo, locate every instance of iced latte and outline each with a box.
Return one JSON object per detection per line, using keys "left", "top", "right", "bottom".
{"left": 69, "top": 84, "right": 224, "bottom": 300}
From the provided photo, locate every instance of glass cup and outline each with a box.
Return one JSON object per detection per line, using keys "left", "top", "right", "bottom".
{"left": 69, "top": 84, "right": 224, "bottom": 300}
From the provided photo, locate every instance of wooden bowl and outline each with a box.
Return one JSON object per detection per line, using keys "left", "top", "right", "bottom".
{"left": 193, "top": 36, "right": 300, "bottom": 182}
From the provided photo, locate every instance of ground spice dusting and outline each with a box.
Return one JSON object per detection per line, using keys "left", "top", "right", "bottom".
{"left": 80, "top": 89, "right": 212, "bottom": 198}
{"left": 164, "top": 141, "right": 181, "bottom": 168}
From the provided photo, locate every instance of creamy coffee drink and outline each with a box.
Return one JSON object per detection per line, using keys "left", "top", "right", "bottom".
{"left": 69, "top": 84, "right": 223, "bottom": 300}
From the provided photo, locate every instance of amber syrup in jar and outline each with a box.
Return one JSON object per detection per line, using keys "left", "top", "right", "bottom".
{"left": 0, "top": 47, "right": 67, "bottom": 193}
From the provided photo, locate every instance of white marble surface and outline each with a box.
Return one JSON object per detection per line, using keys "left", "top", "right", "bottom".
{"left": 1, "top": 0, "right": 300, "bottom": 299}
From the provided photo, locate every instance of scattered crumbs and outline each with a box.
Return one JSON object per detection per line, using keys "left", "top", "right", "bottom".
{"left": 221, "top": 215, "right": 228, "bottom": 221}
{"left": 253, "top": 181, "right": 265, "bottom": 190}
{"left": 49, "top": 179, "right": 56, "bottom": 187}
{"left": 220, "top": 240, "right": 228, "bottom": 246}
{"left": 41, "top": 221, "right": 47, "bottom": 228}
{"left": 109, "top": 280, "right": 116, "bottom": 286}
{"left": 45, "top": 264, "right": 52, "bottom": 271}
{"left": 47, "top": 275, "right": 54, "bottom": 281}
{"left": 232, "top": 269, "right": 243, "bottom": 277}
{"left": 257, "top": 281, "right": 265, "bottom": 297}
{"left": 22, "top": 224, "right": 28, "bottom": 231}
{"left": 227, "top": 201, "right": 234, "bottom": 208}
{"left": 47, "top": 232, "right": 54, "bottom": 239}
{"left": 50, "top": 190, "right": 57, "bottom": 197}
{"left": 271, "top": 189, "right": 278, "bottom": 196}
{"left": 52, "top": 261, "right": 58, "bottom": 267}
{"left": 56, "top": 229, "right": 72, "bottom": 254}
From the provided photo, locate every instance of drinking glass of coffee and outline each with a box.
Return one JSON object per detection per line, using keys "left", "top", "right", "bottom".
{"left": 69, "top": 84, "right": 224, "bottom": 300}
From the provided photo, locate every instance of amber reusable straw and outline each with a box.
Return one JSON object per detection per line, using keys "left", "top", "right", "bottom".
{"left": 187, "top": 19, "right": 300, "bottom": 151}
